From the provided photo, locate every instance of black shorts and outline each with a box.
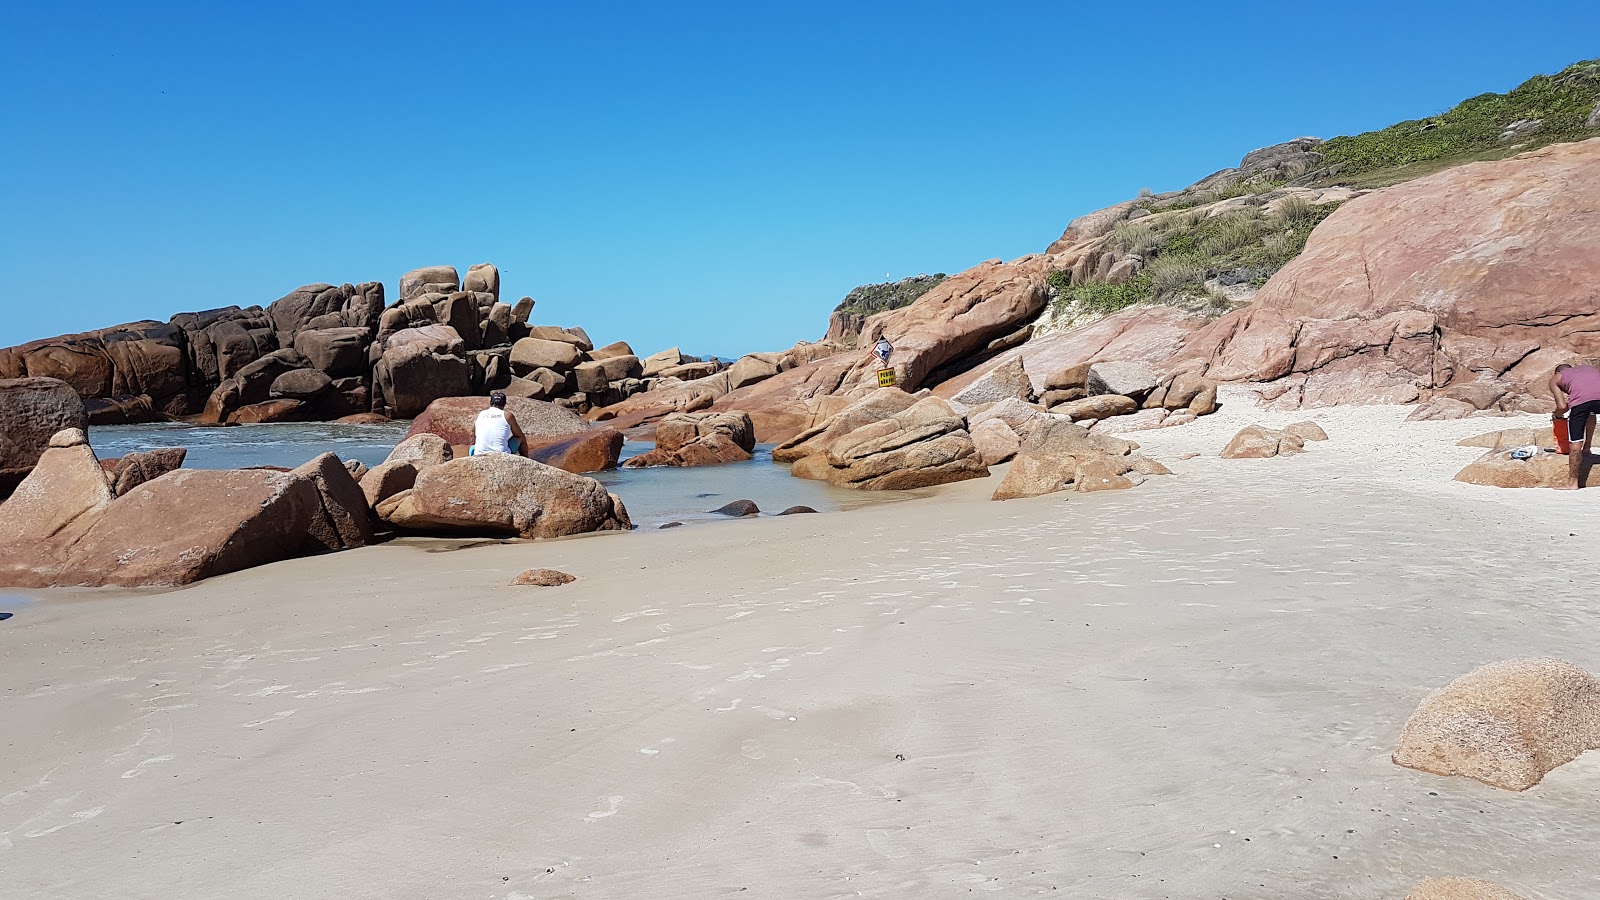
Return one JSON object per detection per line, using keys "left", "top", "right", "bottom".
{"left": 1569, "top": 399, "right": 1600, "bottom": 444}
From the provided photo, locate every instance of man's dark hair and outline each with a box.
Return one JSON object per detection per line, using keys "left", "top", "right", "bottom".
{"left": 489, "top": 391, "right": 507, "bottom": 408}
{"left": 1556, "top": 364, "right": 1572, "bottom": 373}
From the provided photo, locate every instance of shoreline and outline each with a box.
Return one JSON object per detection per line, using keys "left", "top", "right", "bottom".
{"left": 2, "top": 395, "right": 1596, "bottom": 898}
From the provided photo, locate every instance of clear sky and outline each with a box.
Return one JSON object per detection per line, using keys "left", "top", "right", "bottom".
{"left": 3, "top": 1, "right": 1596, "bottom": 357}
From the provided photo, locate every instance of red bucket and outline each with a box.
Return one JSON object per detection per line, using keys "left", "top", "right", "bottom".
{"left": 1554, "top": 417, "right": 1572, "bottom": 455}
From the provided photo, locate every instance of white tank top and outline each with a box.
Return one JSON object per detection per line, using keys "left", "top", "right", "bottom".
{"left": 474, "top": 407, "right": 513, "bottom": 454}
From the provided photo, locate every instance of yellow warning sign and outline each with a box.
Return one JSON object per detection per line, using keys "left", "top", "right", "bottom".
{"left": 877, "top": 368, "right": 897, "bottom": 387}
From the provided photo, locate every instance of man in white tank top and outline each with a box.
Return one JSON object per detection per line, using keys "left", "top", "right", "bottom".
{"left": 472, "top": 391, "right": 530, "bottom": 457}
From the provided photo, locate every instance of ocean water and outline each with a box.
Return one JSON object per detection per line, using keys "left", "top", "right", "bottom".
{"left": 88, "top": 423, "right": 912, "bottom": 527}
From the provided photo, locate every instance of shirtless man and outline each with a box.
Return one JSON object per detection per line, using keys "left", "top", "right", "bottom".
{"left": 1550, "top": 362, "right": 1600, "bottom": 490}
{"left": 472, "top": 391, "right": 531, "bottom": 458}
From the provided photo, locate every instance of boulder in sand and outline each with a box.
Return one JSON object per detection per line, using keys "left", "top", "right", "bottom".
{"left": 991, "top": 420, "right": 1160, "bottom": 500}
{"left": 1392, "top": 657, "right": 1600, "bottom": 791}
{"left": 772, "top": 388, "right": 921, "bottom": 463}
{"left": 1403, "top": 878, "right": 1526, "bottom": 900}
{"left": 379, "top": 453, "right": 630, "bottom": 539}
{"left": 1220, "top": 425, "right": 1306, "bottom": 459}
{"left": 1454, "top": 449, "right": 1591, "bottom": 488}
{"left": 711, "top": 499, "right": 760, "bottom": 517}
{"left": 950, "top": 356, "right": 1034, "bottom": 407}
{"left": 1282, "top": 420, "right": 1329, "bottom": 442}
{"left": 969, "top": 417, "right": 1022, "bottom": 466}
{"left": 1087, "top": 361, "right": 1162, "bottom": 400}
{"left": 511, "top": 568, "right": 575, "bottom": 587}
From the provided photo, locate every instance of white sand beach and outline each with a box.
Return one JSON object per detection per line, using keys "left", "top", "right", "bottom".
{"left": 3, "top": 395, "right": 1596, "bottom": 899}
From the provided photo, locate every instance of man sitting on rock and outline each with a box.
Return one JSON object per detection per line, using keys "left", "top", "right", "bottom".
{"left": 471, "top": 391, "right": 530, "bottom": 458}
{"left": 1551, "top": 361, "right": 1600, "bottom": 490}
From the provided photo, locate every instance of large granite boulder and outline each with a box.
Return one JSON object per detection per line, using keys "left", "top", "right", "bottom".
{"left": 622, "top": 411, "right": 756, "bottom": 468}
{"left": 511, "top": 337, "right": 585, "bottom": 374}
{"left": 1393, "top": 658, "right": 1600, "bottom": 791}
{"left": 0, "top": 377, "right": 87, "bottom": 498}
{"left": 0, "top": 429, "right": 113, "bottom": 548}
{"left": 379, "top": 454, "right": 630, "bottom": 539}
{"left": 1454, "top": 448, "right": 1592, "bottom": 488}
{"left": 400, "top": 265, "right": 461, "bottom": 302}
{"left": 949, "top": 356, "right": 1034, "bottom": 408}
{"left": 795, "top": 397, "right": 988, "bottom": 490}
{"left": 374, "top": 337, "right": 471, "bottom": 418}
{"left": 463, "top": 263, "right": 499, "bottom": 300}
{"left": 771, "top": 388, "right": 921, "bottom": 463}
{"left": 1180, "top": 138, "right": 1600, "bottom": 408}
{"left": 524, "top": 428, "right": 625, "bottom": 473}
{"left": 172, "top": 306, "right": 278, "bottom": 386}
{"left": 268, "top": 282, "right": 384, "bottom": 347}
{"left": 201, "top": 348, "right": 317, "bottom": 424}
{"left": 0, "top": 467, "right": 323, "bottom": 588}
{"left": 290, "top": 452, "right": 375, "bottom": 553}
{"left": 575, "top": 354, "right": 643, "bottom": 393}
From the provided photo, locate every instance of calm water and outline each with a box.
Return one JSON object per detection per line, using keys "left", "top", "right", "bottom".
{"left": 89, "top": 423, "right": 911, "bottom": 527}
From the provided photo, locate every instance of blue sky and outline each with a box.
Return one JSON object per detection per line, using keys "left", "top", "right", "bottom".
{"left": 3, "top": 1, "right": 1597, "bottom": 356}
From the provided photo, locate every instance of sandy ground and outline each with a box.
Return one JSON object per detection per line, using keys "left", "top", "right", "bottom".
{"left": 2, "top": 391, "right": 1597, "bottom": 900}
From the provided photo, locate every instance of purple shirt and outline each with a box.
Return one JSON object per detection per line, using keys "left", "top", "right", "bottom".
{"left": 1559, "top": 365, "right": 1600, "bottom": 407}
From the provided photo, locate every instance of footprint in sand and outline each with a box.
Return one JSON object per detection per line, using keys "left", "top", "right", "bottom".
{"left": 120, "top": 756, "right": 174, "bottom": 779}
{"left": 586, "top": 796, "right": 623, "bottom": 820}
{"left": 23, "top": 807, "right": 104, "bottom": 838}
{"left": 639, "top": 738, "right": 675, "bottom": 756}
{"left": 242, "top": 710, "right": 296, "bottom": 728}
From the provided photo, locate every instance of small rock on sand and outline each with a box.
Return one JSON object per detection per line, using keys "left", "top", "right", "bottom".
{"left": 510, "top": 568, "right": 576, "bottom": 587}
{"left": 778, "top": 506, "right": 818, "bottom": 515}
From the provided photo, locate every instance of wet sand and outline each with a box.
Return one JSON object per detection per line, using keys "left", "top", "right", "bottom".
{"left": 3, "top": 397, "right": 1597, "bottom": 899}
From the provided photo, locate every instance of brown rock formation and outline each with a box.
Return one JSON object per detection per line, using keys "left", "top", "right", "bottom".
{"left": 991, "top": 420, "right": 1159, "bottom": 500}
{"left": 0, "top": 429, "right": 114, "bottom": 548}
{"left": 524, "top": 428, "right": 625, "bottom": 474}
{"left": 290, "top": 452, "right": 375, "bottom": 553}
{"left": 0, "top": 376, "right": 87, "bottom": 497}
{"left": 1393, "top": 657, "right": 1600, "bottom": 791}
{"left": 380, "top": 454, "right": 631, "bottom": 539}
{"left": 1180, "top": 139, "right": 1600, "bottom": 408}
{"left": 797, "top": 397, "right": 988, "bottom": 490}
{"left": 623, "top": 412, "right": 756, "bottom": 468}
{"left": 1220, "top": 425, "right": 1307, "bottom": 459}
{"left": 1454, "top": 448, "right": 1593, "bottom": 488}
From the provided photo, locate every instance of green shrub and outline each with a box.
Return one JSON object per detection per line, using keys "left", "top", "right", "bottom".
{"left": 1110, "top": 220, "right": 1161, "bottom": 256}
{"left": 1275, "top": 195, "right": 1318, "bottom": 227}
{"left": 1315, "top": 58, "right": 1600, "bottom": 186}
{"left": 1147, "top": 257, "right": 1206, "bottom": 297}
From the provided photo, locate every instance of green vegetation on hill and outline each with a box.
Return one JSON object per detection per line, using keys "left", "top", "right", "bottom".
{"left": 1046, "top": 58, "right": 1599, "bottom": 323}
{"left": 1312, "top": 58, "right": 1600, "bottom": 188}
{"left": 834, "top": 274, "right": 947, "bottom": 317}
{"left": 1048, "top": 195, "right": 1342, "bottom": 318}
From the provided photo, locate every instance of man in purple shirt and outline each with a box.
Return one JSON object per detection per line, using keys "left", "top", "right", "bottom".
{"left": 1550, "top": 361, "right": 1600, "bottom": 490}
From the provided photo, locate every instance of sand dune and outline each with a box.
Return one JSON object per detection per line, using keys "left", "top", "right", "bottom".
{"left": 2, "top": 394, "right": 1596, "bottom": 899}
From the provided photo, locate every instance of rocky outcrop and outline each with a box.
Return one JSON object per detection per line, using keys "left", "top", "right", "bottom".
{"left": 792, "top": 397, "right": 988, "bottom": 490}
{"left": 1393, "top": 658, "right": 1600, "bottom": 791}
{"left": 622, "top": 412, "right": 755, "bottom": 468}
{"left": 404, "top": 395, "right": 587, "bottom": 445}
{"left": 1454, "top": 448, "right": 1592, "bottom": 488}
{"left": 0, "top": 377, "right": 86, "bottom": 498}
{"left": 1179, "top": 139, "right": 1600, "bottom": 409}
{"left": 524, "top": 429, "right": 625, "bottom": 474}
{"left": 823, "top": 274, "right": 949, "bottom": 347}
{"left": 378, "top": 453, "right": 631, "bottom": 539}
{"left": 991, "top": 419, "right": 1168, "bottom": 500}
{"left": 771, "top": 388, "right": 922, "bottom": 463}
